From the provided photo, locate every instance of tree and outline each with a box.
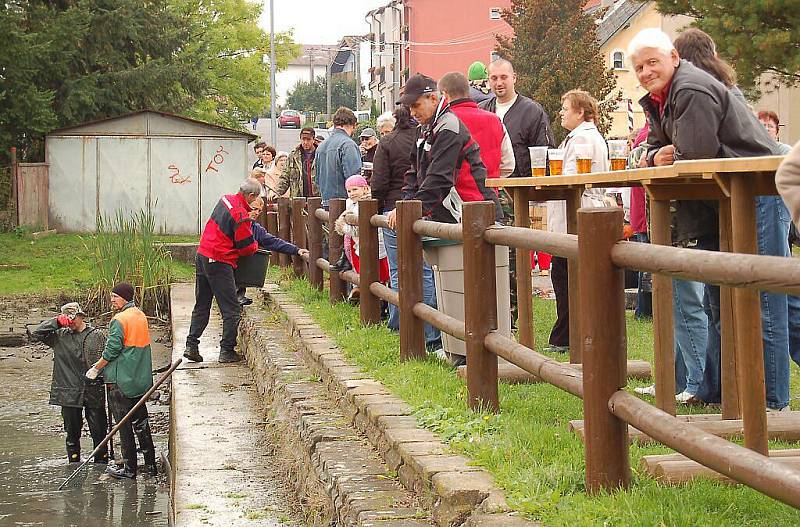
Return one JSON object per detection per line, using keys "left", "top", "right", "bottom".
{"left": 171, "top": 0, "right": 300, "bottom": 128}
{"left": 656, "top": 0, "right": 800, "bottom": 89}
{"left": 285, "top": 75, "right": 360, "bottom": 114}
{"left": 495, "top": 0, "right": 619, "bottom": 143}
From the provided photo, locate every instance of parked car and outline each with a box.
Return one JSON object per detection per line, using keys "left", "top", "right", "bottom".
{"left": 278, "top": 109, "right": 302, "bottom": 128}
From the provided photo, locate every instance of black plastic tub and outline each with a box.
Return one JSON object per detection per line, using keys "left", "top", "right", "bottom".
{"left": 234, "top": 249, "right": 270, "bottom": 288}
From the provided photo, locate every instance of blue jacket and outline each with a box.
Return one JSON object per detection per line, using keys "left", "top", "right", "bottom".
{"left": 315, "top": 127, "right": 362, "bottom": 205}
{"left": 252, "top": 222, "right": 299, "bottom": 255}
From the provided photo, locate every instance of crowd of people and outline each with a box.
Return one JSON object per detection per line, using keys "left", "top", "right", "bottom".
{"left": 36, "top": 26, "right": 800, "bottom": 477}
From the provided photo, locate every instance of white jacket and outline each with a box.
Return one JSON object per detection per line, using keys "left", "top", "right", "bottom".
{"left": 338, "top": 198, "right": 387, "bottom": 259}
{"left": 547, "top": 121, "right": 610, "bottom": 234}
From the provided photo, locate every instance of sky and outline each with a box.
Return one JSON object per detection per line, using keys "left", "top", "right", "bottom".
{"left": 258, "top": 0, "right": 389, "bottom": 45}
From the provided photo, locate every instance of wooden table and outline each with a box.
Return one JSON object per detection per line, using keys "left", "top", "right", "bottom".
{"left": 487, "top": 156, "right": 786, "bottom": 455}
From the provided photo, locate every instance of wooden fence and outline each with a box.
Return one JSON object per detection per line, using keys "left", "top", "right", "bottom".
{"left": 263, "top": 196, "right": 800, "bottom": 509}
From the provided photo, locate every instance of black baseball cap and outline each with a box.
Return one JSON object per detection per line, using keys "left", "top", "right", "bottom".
{"left": 398, "top": 74, "right": 437, "bottom": 106}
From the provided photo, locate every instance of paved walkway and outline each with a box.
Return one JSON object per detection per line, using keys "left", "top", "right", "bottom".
{"left": 170, "top": 283, "right": 296, "bottom": 527}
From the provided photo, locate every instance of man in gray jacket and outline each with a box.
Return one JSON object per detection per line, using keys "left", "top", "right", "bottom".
{"left": 315, "top": 107, "right": 362, "bottom": 206}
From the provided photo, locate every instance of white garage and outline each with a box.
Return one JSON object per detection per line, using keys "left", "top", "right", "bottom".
{"left": 45, "top": 110, "right": 257, "bottom": 234}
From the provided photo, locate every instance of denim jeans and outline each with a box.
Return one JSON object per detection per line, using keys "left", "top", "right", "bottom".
{"left": 631, "top": 233, "right": 652, "bottom": 318}
{"left": 755, "top": 196, "right": 791, "bottom": 409}
{"left": 382, "top": 227, "right": 441, "bottom": 347}
{"left": 672, "top": 278, "right": 708, "bottom": 395}
{"left": 790, "top": 294, "right": 800, "bottom": 367}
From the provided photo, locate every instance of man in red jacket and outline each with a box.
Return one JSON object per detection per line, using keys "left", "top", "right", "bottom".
{"left": 184, "top": 179, "right": 260, "bottom": 364}
{"left": 438, "top": 72, "right": 515, "bottom": 180}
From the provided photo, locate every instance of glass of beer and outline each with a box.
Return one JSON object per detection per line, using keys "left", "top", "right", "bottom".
{"left": 548, "top": 149, "right": 565, "bottom": 176}
{"left": 608, "top": 140, "right": 629, "bottom": 171}
{"left": 574, "top": 144, "right": 593, "bottom": 174}
{"left": 529, "top": 146, "right": 548, "bottom": 177}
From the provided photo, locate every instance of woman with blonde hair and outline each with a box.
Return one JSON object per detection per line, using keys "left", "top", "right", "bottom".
{"left": 262, "top": 151, "right": 289, "bottom": 203}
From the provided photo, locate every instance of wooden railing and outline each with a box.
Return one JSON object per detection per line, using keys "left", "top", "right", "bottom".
{"left": 264, "top": 196, "right": 800, "bottom": 509}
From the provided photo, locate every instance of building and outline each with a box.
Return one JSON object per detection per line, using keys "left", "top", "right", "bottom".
{"left": 367, "top": 0, "right": 512, "bottom": 112}
{"left": 598, "top": 0, "right": 798, "bottom": 144}
{"left": 46, "top": 110, "right": 256, "bottom": 234}
{"left": 275, "top": 44, "right": 338, "bottom": 107}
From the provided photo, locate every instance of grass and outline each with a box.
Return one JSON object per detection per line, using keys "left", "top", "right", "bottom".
{"left": 0, "top": 232, "right": 195, "bottom": 297}
{"left": 267, "top": 265, "right": 800, "bottom": 526}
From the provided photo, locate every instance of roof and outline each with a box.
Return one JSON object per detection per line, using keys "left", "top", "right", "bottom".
{"left": 597, "top": 0, "right": 650, "bottom": 47}
{"left": 47, "top": 109, "right": 258, "bottom": 141}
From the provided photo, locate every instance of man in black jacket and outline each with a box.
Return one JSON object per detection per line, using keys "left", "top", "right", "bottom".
{"left": 630, "top": 28, "right": 787, "bottom": 409}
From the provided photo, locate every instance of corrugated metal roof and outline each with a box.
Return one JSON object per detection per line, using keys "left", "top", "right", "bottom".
{"left": 48, "top": 109, "right": 258, "bottom": 140}
{"left": 597, "top": 0, "right": 649, "bottom": 47}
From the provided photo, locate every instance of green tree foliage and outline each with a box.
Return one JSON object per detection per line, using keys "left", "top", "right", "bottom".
{"left": 495, "top": 0, "right": 619, "bottom": 143}
{"left": 0, "top": 0, "right": 299, "bottom": 164}
{"left": 656, "top": 0, "right": 800, "bottom": 89}
{"left": 286, "top": 76, "right": 360, "bottom": 113}
{"left": 173, "top": 0, "right": 299, "bottom": 128}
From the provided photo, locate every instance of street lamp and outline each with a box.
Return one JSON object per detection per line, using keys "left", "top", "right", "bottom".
{"left": 269, "top": 0, "right": 277, "bottom": 146}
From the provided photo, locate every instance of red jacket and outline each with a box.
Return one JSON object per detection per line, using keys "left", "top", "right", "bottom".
{"left": 448, "top": 98, "right": 504, "bottom": 180}
{"left": 198, "top": 193, "right": 258, "bottom": 267}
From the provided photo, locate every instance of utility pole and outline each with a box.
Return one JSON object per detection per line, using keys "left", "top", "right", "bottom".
{"left": 308, "top": 48, "right": 315, "bottom": 82}
{"left": 354, "top": 40, "right": 362, "bottom": 111}
{"left": 326, "top": 62, "right": 332, "bottom": 118}
{"left": 269, "top": 0, "right": 277, "bottom": 145}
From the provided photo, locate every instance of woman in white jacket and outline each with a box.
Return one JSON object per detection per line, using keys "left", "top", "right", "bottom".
{"left": 546, "top": 90, "right": 610, "bottom": 351}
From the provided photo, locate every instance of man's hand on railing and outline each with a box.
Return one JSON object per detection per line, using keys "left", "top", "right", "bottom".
{"left": 298, "top": 249, "right": 309, "bottom": 260}
{"left": 653, "top": 145, "right": 676, "bottom": 166}
{"left": 386, "top": 209, "right": 397, "bottom": 230}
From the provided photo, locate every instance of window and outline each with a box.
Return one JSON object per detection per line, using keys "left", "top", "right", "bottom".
{"left": 489, "top": 7, "right": 502, "bottom": 20}
{"left": 612, "top": 50, "right": 625, "bottom": 70}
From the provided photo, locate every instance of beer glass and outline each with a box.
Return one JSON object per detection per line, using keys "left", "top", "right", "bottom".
{"left": 529, "top": 146, "right": 548, "bottom": 177}
{"left": 548, "top": 149, "right": 565, "bottom": 176}
{"left": 608, "top": 140, "right": 629, "bottom": 171}
{"left": 574, "top": 144, "right": 593, "bottom": 174}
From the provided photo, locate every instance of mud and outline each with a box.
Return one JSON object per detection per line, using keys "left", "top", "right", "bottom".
{"left": 0, "top": 301, "right": 173, "bottom": 526}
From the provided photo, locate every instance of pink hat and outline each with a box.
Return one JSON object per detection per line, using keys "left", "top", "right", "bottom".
{"left": 345, "top": 175, "right": 369, "bottom": 189}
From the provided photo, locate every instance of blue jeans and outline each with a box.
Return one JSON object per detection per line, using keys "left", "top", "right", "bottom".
{"left": 790, "top": 293, "right": 800, "bottom": 367}
{"left": 631, "top": 233, "right": 652, "bottom": 318}
{"left": 756, "top": 196, "right": 791, "bottom": 409}
{"left": 672, "top": 278, "right": 708, "bottom": 395}
{"left": 382, "top": 227, "right": 441, "bottom": 347}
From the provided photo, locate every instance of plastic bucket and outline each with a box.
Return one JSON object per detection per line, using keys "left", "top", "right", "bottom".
{"left": 234, "top": 249, "right": 270, "bottom": 288}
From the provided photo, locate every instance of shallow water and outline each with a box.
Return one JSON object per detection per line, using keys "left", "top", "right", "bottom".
{"left": 0, "top": 357, "right": 170, "bottom": 527}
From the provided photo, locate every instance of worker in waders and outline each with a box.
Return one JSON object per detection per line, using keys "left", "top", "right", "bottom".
{"left": 85, "top": 283, "right": 156, "bottom": 479}
{"left": 28, "top": 302, "right": 109, "bottom": 464}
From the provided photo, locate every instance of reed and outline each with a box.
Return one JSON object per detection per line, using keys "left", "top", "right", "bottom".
{"left": 88, "top": 207, "right": 173, "bottom": 318}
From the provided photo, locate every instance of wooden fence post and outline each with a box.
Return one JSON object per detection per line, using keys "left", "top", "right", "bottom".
{"left": 266, "top": 211, "right": 280, "bottom": 267}
{"left": 396, "top": 200, "right": 426, "bottom": 360}
{"left": 578, "top": 207, "right": 631, "bottom": 494}
{"left": 291, "top": 197, "right": 307, "bottom": 278}
{"left": 566, "top": 188, "right": 582, "bottom": 363}
{"left": 463, "top": 201, "right": 499, "bottom": 413}
{"left": 307, "top": 197, "right": 324, "bottom": 291}
{"left": 513, "top": 189, "right": 534, "bottom": 350}
{"left": 649, "top": 198, "right": 676, "bottom": 416}
{"left": 328, "top": 198, "right": 347, "bottom": 304}
{"left": 358, "top": 199, "right": 382, "bottom": 325}
{"left": 277, "top": 197, "right": 292, "bottom": 268}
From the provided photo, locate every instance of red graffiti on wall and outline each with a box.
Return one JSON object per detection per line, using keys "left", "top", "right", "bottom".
{"left": 168, "top": 164, "right": 192, "bottom": 185}
{"left": 205, "top": 145, "right": 230, "bottom": 173}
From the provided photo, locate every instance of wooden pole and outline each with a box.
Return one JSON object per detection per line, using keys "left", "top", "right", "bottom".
{"left": 291, "top": 197, "right": 307, "bottom": 278}
{"left": 396, "top": 200, "right": 426, "bottom": 360}
{"left": 266, "top": 211, "right": 280, "bottom": 267}
{"left": 10, "top": 147, "right": 18, "bottom": 227}
{"left": 328, "top": 198, "right": 347, "bottom": 304}
{"left": 729, "top": 175, "right": 768, "bottom": 455}
{"left": 307, "top": 197, "right": 324, "bottom": 291}
{"left": 718, "top": 199, "right": 741, "bottom": 419}
{"left": 578, "top": 207, "right": 631, "bottom": 494}
{"left": 648, "top": 197, "right": 676, "bottom": 416}
{"left": 463, "top": 201, "right": 500, "bottom": 413}
{"left": 277, "top": 197, "right": 292, "bottom": 268}
{"left": 513, "top": 188, "right": 534, "bottom": 350}
{"left": 566, "top": 188, "right": 582, "bottom": 363}
{"left": 358, "top": 199, "right": 381, "bottom": 325}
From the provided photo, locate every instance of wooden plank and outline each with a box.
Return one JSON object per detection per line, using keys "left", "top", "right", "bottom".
{"left": 485, "top": 165, "right": 675, "bottom": 188}
{"left": 645, "top": 456, "right": 800, "bottom": 485}
{"left": 643, "top": 183, "right": 725, "bottom": 201}
{"left": 566, "top": 188, "right": 582, "bottom": 364}
{"left": 718, "top": 199, "right": 740, "bottom": 419}
{"left": 641, "top": 448, "right": 800, "bottom": 473}
{"left": 512, "top": 188, "right": 534, "bottom": 350}
{"left": 569, "top": 412, "right": 800, "bottom": 444}
{"left": 456, "top": 360, "right": 652, "bottom": 383}
{"left": 672, "top": 156, "right": 784, "bottom": 175}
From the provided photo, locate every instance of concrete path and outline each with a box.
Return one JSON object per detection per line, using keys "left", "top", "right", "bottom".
{"left": 170, "top": 283, "right": 297, "bottom": 527}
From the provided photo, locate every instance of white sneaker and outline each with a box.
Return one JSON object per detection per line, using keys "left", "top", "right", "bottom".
{"left": 633, "top": 384, "right": 656, "bottom": 396}
{"left": 675, "top": 391, "right": 699, "bottom": 404}
{"left": 766, "top": 405, "right": 791, "bottom": 413}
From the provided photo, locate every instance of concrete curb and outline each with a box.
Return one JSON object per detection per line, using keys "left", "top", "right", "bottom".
{"left": 239, "top": 300, "right": 432, "bottom": 527}
{"left": 255, "top": 283, "right": 538, "bottom": 527}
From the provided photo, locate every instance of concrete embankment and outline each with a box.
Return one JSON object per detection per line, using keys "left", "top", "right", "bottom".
{"left": 237, "top": 283, "right": 537, "bottom": 527}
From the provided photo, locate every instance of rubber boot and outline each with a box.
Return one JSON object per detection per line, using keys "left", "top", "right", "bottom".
{"left": 106, "top": 463, "right": 136, "bottom": 479}
{"left": 218, "top": 350, "right": 243, "bottom": 363}
{"left": 61, "top": 406, "right": 82, "bottom": 463}
{"left": 85, "top": 406, "right": 109, "bottom": 464}
{"left": 183, "top": 346, "right": 203, "bottom": 363}
{"left": 133, "top": 417, "right": 157, "bottom": 477}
